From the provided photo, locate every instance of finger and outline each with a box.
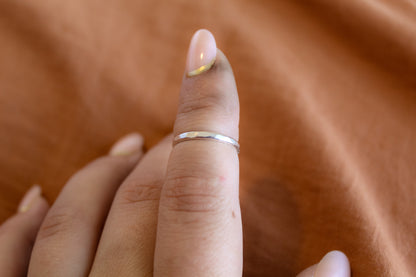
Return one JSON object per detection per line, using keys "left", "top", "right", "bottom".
{"left": 296, "top": 265, "right": 317, "bottom": 277}
{"left": 29, "top": 133, "right": 144, "bottom": 277}
{"left": 314, "top": 251, "right": 350, "bottom": 277}
{"left": 296, "top": 251, "right": 351, "bottom": 277}
{"left": 0, "top": 186, "right": 48, "bottom": 277}
{"left": 155, "top": 29, "right": 241, "bottom": 277}
{"left": 90, "top": 135, "right": 172, "bottom": 277}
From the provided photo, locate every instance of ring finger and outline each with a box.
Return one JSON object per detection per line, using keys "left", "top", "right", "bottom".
{"left": 28, "top": 133, "right": 144, "bottom": 277}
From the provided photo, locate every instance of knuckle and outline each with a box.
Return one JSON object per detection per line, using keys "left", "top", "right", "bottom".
{"left": 36, "top": 208, "right": 77, "bottom": 242}
{"left": 118, "top": 178, "right": 163, "bottom": 206}
{"left": 162, "top": 175, "right": 226, "bottom": 213}
{"left": 179, "top": 94, "right": 223, "bottom": 116}
{"left": 178, "top": 85, "right": 236, "bottom": 119}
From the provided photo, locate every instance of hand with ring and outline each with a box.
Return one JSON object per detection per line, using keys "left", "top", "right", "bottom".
{"left": 0, "top": 29, "right": 350, "bottom": 277}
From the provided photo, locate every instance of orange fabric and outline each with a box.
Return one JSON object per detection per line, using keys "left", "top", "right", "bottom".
{"left": 1, "top": 0, "right": 415, "bottom": 276}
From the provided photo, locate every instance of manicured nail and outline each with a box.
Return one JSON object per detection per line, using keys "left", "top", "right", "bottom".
{"left": 109, "top": 133, "right": 144, "bottom": 156}
{"left": 18, "top": 185, "right": 42, "bottom": 213}
{"left": 186, "top": 29, "right": 217, "bottom": 77}
{"left": 314, "top": 251, "right": 350, "bottom": 277}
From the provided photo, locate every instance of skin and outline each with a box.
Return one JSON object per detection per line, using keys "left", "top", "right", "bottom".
{"left": 0, "top": 48, "right": 350, "bottom": 276}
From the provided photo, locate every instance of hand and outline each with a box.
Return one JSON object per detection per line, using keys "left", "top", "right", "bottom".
{"left": 0, "top": 29, "right": 350, "bottom": 277}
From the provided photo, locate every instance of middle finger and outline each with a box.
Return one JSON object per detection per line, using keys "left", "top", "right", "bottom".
{"left": 90, "top": 135, "right": 172, "bottom": 277}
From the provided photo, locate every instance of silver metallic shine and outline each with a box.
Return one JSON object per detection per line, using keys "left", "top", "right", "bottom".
{"left": 173, "top": 131, "right": 240, "bottom": 154}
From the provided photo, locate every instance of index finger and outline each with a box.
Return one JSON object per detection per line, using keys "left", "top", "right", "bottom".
{"left": 154, "top": 29, "right": 242, "bottom": 277}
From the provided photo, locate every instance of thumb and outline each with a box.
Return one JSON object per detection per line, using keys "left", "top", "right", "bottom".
{"left": 154, "top": 29, "right": 241, "bottom": 277}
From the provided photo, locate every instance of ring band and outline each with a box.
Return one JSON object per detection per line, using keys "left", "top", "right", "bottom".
{"left": 173, "top": 131, "right": 240, "bottom": 154}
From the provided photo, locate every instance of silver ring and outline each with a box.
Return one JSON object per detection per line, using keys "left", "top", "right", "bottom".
{"left": 173, "top": 131, "right": 240, "bottom": 154}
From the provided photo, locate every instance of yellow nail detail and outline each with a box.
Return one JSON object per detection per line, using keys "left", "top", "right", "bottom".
{"left": 187, "top": 57, "right": 216, "bottom": 77}
{"left": 19, "top": 205, "right": 30, "bottom": 213}
{"left": 18, "top": 185, "right": 41, "bottom": 213}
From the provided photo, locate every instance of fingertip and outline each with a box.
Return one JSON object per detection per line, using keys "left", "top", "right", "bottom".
{"left": 29, "top": 196, "right": 50, "bottom": 217}
{"left": 175, "top": 46, "right": 240, "bottom": 142}
{"left": 0, "top": 190, "right": 49, "bottom": 277}
{"left": 18, "top": 191, "right": 49, "bottom": 230}
{"left": 109, "top": 132, "right": 144, "bottom": 156}
{"left": 296, "top": 264, "right": 317, "bottom": 277}
{"left": 0, "top": 188, "right": 49, "bottom": 245}
{"left": 18, "top": 185, "right": 42, "bottom": 213}
{"left": 186, "top": 29, "right": 217, "bottom": 77}
{"left": 314, "top": 251, "right": 351, "bottom": 277}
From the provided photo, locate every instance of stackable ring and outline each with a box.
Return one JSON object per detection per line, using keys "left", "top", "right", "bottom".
{"left": 173, "top": 131, "right": 240, "bottom": 154}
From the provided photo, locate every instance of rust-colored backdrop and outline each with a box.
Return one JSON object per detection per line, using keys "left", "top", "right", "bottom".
{"left": 1, "top": 0, "right": 415, "bottom": 276}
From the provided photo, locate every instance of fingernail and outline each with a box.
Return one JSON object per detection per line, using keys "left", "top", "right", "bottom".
{"left": 314, "top": 251, "right": 350, "bottom": 277}
{"left": 18, "top": 185, "right": 42, "bottom": 213}
{"left": 109, "top": 133, "right": 144, "bottom": 156}
{"left": 186, "top": 29, "right": 217, "bottom": 77}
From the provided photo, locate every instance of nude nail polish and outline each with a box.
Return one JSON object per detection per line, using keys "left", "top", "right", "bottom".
{"left": 18, "top": 185, "right": 41, "bottom": 213}
{"left": 314, "top": 251, "right": 350, "bottom": 277}
{"left": 186, "top": 29, "right": 217, "bottom": 77}
{"left": 109, "top": 133, "right": 144, "bottom": 156}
